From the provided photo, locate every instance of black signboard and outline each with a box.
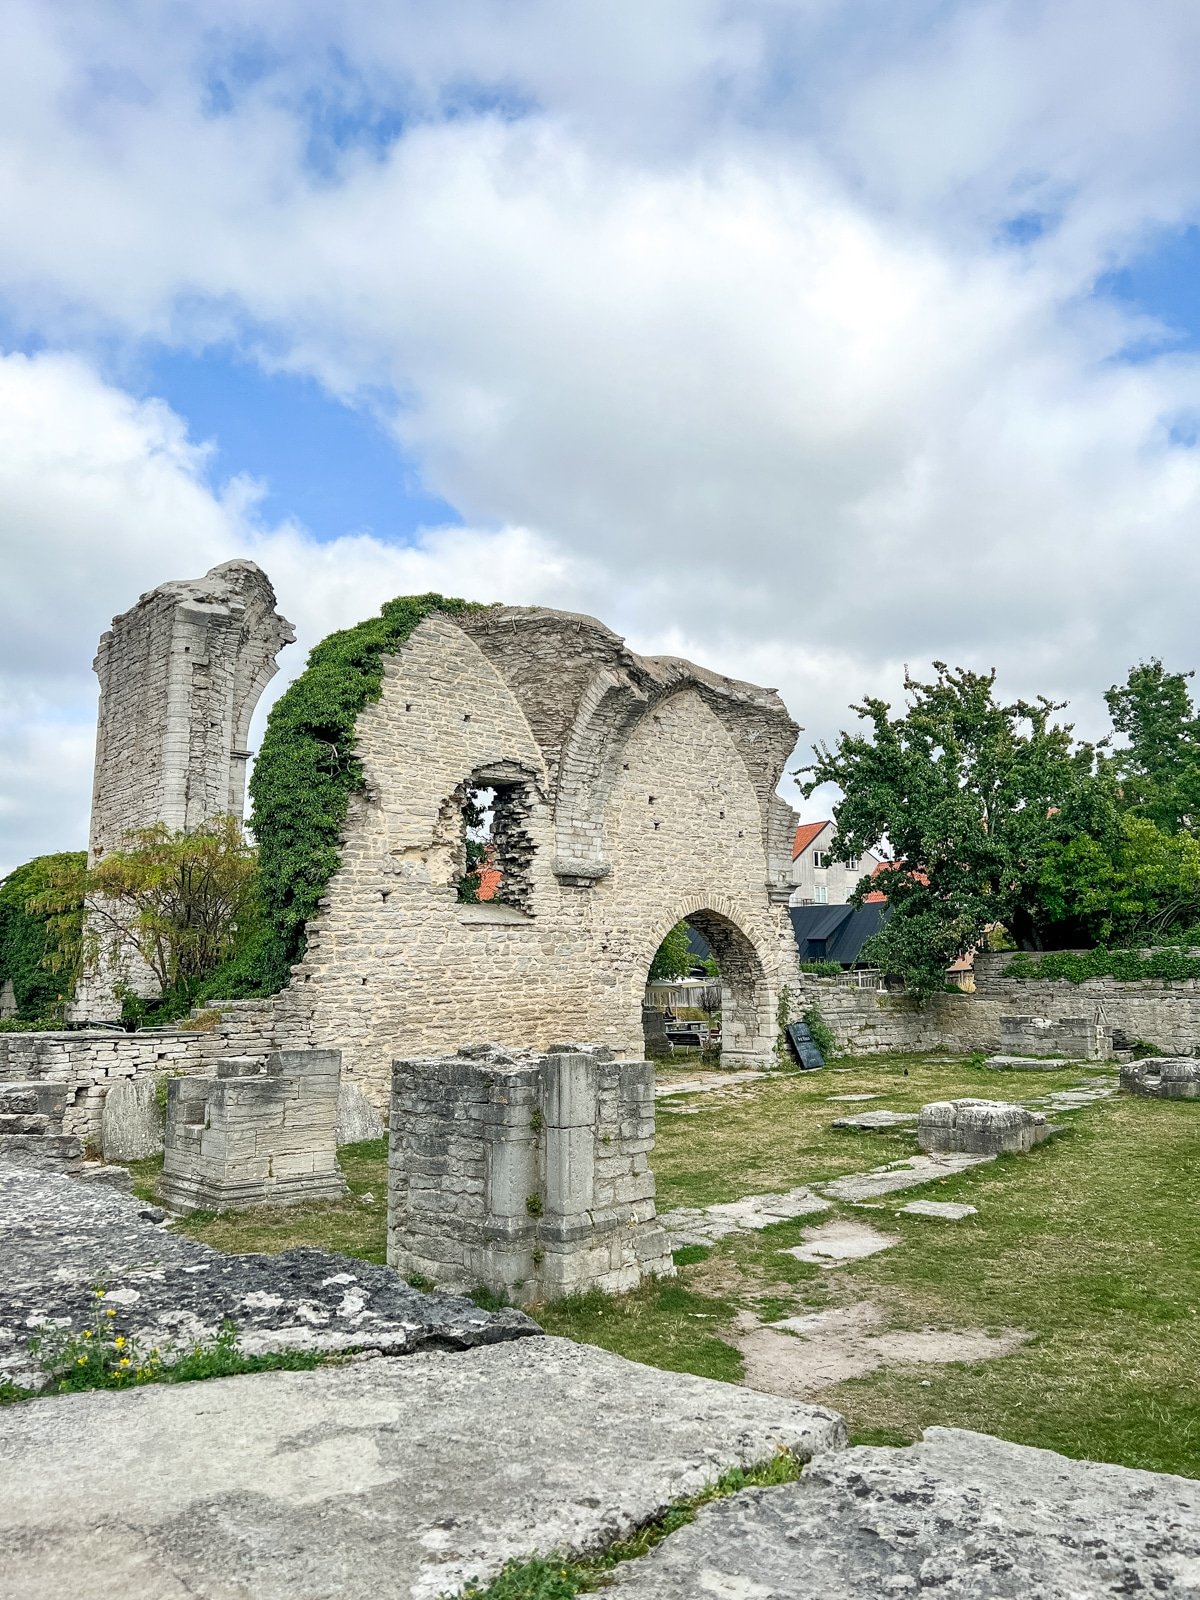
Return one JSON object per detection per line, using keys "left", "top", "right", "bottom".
{"left": 785, "top": 1021, "right": 825, "bottom": 1071}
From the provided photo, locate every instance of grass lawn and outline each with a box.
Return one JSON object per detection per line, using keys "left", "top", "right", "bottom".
{"left": 134, "top": 1054, "right": 1200, "bottom": 1479}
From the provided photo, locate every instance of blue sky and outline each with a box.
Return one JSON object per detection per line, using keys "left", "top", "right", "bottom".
{"left": 6, "top": 0, "right": 1200, "bottom": 873}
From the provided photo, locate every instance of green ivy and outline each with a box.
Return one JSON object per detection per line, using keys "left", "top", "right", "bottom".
{"left": 0, "top": 852, "right": 86, "bottom": 1022}
{"left": 1005, "top": 946, "right": 1200, "bottom": 984}
{"left": 203, "top": 594, "right": 483, "bottom": 998}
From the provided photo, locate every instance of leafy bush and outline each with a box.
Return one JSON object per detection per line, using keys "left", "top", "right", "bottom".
{"left": 798, "top": 959, "right": 843, "bottom": 977}
{"left": 1005, "top": 946, "right": 1200, "bottom": 983}
{"left": 0, "top": 851, "right": 86, "bottom": 1023}
{"left": 802, "top": 1005, "right": 836, "bottom": 1060}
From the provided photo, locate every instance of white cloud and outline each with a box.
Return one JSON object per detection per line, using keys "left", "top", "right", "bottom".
{"left": 6, "top": 3, "right": 1200, "bottom": 870}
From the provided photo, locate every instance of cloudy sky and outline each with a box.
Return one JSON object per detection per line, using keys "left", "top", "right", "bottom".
{"left": 4, "top": 1, "right": 1200, "bottom": 875}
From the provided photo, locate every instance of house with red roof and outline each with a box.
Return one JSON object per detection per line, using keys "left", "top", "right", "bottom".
{"left": 790, "top": 820, "right": 882, "bottom": 908}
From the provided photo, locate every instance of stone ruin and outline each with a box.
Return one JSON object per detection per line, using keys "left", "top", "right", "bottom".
{"left": 72, "top": 561, "right": 295, "bottom": 1021}
{"left": 1120, "top": 1057, "right": 1200, "bottom": 1099}
{"left": 998, "top": 1013, "right": 1111, "bottom": 1060}
{"left": 917, "top": 1098, "right": 1051, "bottom": 1156}
{"left": 388, "top": 1043, "right": 674, "bottom": 1298}
{"left": 161, "top": 1050, "right": 346, "bottom": 1215}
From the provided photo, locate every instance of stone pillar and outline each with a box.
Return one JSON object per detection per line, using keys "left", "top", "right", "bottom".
{"left": 388, "top": 1044, "right": 674, "bottom": 1300}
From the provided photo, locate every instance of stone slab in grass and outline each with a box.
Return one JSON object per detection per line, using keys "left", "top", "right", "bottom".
{"left": 827, "top": 1093, "right": 882, "bottom": 1102}
{"left": 0, "top": 1337, "right": 847, "bottom": 1600}
{"left": 901, "top": 1199, "right": 978, "bottom": 1220}
{"left": 335, "top": 1081, "right": 386, "bottom": 1145}
{"left": 986, "top": 1053, "right": 1074, "bottom": 1070}
{"left": 101, "top": 1077, "right": 164, "bottom": 1161}
{"left": 609, "top": 1427, "right": 1200, "bottom": 1599}
{"left": 782, "top": 1219, "right": 901, "bottom": 1266}
{"left": 831, "top": 1109, "right": 918, "bottom": 1131}
{"left": 660, "top": 1185, "right": 831, "bottom": 1248}
{"left": 819, "top": 1151, "right": 993, "bottom": 1202}
{"left": 0, "top": 1166, "right": 536, "bottom": 1391}
{"left": 918, "top": 1098, "right": 1050, "bottom": 1156}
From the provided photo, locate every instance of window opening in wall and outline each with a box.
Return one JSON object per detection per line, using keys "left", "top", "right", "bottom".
{"left": 812, "top": 850, "right": 828, "bottom": 870}
{"left": 455, "top": 773, "right": 537, "bottom": 914}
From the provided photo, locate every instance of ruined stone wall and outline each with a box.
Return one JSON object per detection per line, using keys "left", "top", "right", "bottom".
{"left": 0, "top": 1000, "right": 279, "bottom": 1145}
{"left": 280, "top": 612, "right": 798, "bottom": 1102}
{"left": 795, "top": 954, "right": 1200, "bottom": 1057}
{"left": 73, "top": 561, "right": 294, "bottom": 1020}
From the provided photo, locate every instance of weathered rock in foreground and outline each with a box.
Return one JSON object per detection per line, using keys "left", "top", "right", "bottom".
{"left": 1121, "top": 1056, "right": 1200, "bottom": 1100}
{"left": 918, "top": 1097, "right": 1050, "bottom": 1155}
{"left": 611, "top": 1427, "right": 1200, "bottom": 1599}
{"left": 0, "top": 1167, "right": 535, "bottom": 1390}
{"left": 0, "top": 1338, "right": 846, "bottom": 1600}
{"left": 831, "top": 1109, "right": 918, "bottom": 1131}
{"left": 336, "top": 1080, "right": 386, "bottom": 1145}
{"left": 100, "top": 1076, "right": 164, "bottom": 1161}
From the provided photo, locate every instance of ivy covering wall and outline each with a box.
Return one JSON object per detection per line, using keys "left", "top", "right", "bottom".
{"left": 201, "top": 593, "right": 481, "bottom": 999}
{"left": 0, "top": 852, "right": 86, "bottom": 1022}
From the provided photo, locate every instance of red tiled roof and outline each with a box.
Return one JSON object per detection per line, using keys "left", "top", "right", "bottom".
{"left": 476, "top": 866, "right": 503, "bottom": 902}
{"left": 791, "top": 820, "right": 831, "bottom": 860}
{"left": 865, "top": 860, "right": 929, "bottom": 903}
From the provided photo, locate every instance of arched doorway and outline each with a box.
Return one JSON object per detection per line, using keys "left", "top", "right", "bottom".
{"left": 642, "top": 901, "right": 776, "bottom": 1067}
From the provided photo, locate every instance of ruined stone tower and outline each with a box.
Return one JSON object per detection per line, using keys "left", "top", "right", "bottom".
{"left": 72, "top": 561, "right": 294, "bottom": 1018}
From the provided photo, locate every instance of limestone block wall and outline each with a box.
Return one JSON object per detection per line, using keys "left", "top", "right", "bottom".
{"left": 998, "top": 1014, "right": 1110, "bottom": 1059}
{"left": 388, "top": 1044, "right": 674, "bottom": 1298}
{"left": 284, "top": 612, "right": 800, "bottom": 1103}
{"left": 161, "top": 1050, "right": 345, "bottom": 1214}
{"left": 0, "top": 1000, "right": 280, "bottom": 1146}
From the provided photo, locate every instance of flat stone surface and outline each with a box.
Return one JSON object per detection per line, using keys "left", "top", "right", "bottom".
{"left": 661, "top": 1186, "right": 831, "bottom": 1248}
{"left": 832, "top": 1110, "right": 918, "bottom": 1131}
{"left": 0, "top": 1336, "right": 847, "bottom": 1600}
{"left": 901, "top": 1199, "right": 978, "bottom": 1220}
{"left": 827, "top": 1093, "right": 882, "bottom": 1102}
{"left": 782, "top": 1219, "right": 901, "bottom": 1266}
{"left": 986, "top": 1054, "right": 1073, "bottom": 1070}
{"left": 654, "top": 1071, "right": 767, "bottom": 1099}
{"left": 819, "top": 1151, "right": 994, "bottom": 1203}
{"left": 918, "top": 1098, "right": 1049, "bottom": 1155}
{"left": 611, "top": 1426, "right": 1200, "bottom": 1598}
{"left": 737, "top": 1304, "right": 1027, "bottom": 1397}
{"left": 0, "top": 1167, "right": 535, "bottom": 1389}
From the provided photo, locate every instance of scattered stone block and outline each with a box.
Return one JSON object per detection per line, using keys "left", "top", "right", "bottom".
{"left": 0, "top": 1133, "right": 84, "bottom": 1172}
{"left": 608, "top": 1427, "right": 1200, "bottom": 1600}
{"left": 1120, "top": 1057, "right": 1200, "bottom": 1100}
{"left": 101, "top": 1076, "right": 165, "bottom": 1161}
{"left": 819, "top": 1151, "right": 994, "bottom": 1202}
{"left": 783, "top": 1219, "right": 901, "bottom": 1266}
{"left": 917, "top": 1098, "right": 1050, "bottom": 1155}
{"left": 901, "top": 1200, "right": 977, "bottom": 1220}
{"left": 1000, "top": 1013, "right": 1111, "bottom": 1059}
{"left": 831, "top": 1110, "right": 918, "bottom": 1131}
{"left": 161, "top": 1050, "right": 347, "bottom": 1215}
{"left": 336, "top": 1081, "right": 385, "bottom": 1145}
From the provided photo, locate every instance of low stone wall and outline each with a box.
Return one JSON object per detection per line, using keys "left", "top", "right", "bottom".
{"left": 388, "top": 1044, "right": 675, "bottom": 1299}
{"left": 0, "top": 1000, "right": 280, "bottom": 1146}
{"left": 161, "top": 1050, "right": 346, "bottom": 1214}
{"left": 796, "top": 952, "right": 1200, "bottom": 1058}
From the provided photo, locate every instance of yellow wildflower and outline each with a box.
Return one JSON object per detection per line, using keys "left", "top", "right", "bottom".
{"left": 94, "top": 1289, "right": 105, "bottom": 1299}
{"left": 118, "top": 1358, "right": 130, "bottom": 1369}
{"left": 82, "top": 1330, "right": 93, "bottom": 1340}
{"left": 113, "top": 1336, "right": 125, "bottom": 1349}
{"left": 76, "top": 1357, "right": 86, "bottom": 1366}
{"left": 106, "top": 1309, "right": 116, "bottom": 1318}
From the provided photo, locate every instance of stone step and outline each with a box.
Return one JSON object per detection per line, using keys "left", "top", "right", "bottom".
{"left": 0, "top": 1081, "right": 68, "bottom": 1121}
{"left": 0, "top": 1113, "right": 55, "bottom": 1135}
{"left": 0, "top": 1133, "right": 84, "bottom": 1171}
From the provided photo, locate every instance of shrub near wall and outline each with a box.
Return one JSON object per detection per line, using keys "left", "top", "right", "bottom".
{"left": 202, "top": 595, "right": 482, "bottom": 1000}
{"left": 1005, "top": 947, "right": 1200, "bottom": 983}
{"left": 0, "top": 853, "right": 85, "bottom": 1023}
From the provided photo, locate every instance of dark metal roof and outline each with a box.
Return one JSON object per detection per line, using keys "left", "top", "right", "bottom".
{"left": 788, "top": 902, "right": 887, "bottom": 967}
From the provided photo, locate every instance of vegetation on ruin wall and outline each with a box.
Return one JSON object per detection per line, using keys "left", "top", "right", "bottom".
{"left": 0, "top": 852, "right": 85, "bottom": 1025}
{"left": 201, "top": 594, "right": 484, "bottom": 1000}
{"left": 1005, "top": 944, "right": 1200, "bottom": 983}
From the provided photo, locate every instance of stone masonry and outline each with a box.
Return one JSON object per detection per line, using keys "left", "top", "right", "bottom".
{"left": 161, "top": 1050, "right": 346, "bottom": 1215}
{"left": 388, "top": 1043, "right": 675, "bottom": 1298}
{"left": 999, "top": 1012, "right": 1110, "bottom": 1058}
{"left": 1120, "top": 1057, "right": 1200, "bottom": 1099}
{"left": 73, "top": 561, "right": 294, "bottom": 1020}
{"left": 917, "top": 1098, "right": 1051, "bottom": 1155}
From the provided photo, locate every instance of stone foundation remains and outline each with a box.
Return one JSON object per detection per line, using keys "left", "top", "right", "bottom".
{"left": 1120, "top": 1057, "right": 1200, "bottom": 1099}
{"left": 917, "top": 1098, "right": 1050, "bottom": 1156}
{"left": 998, "top": 1013, "right": 1110, "bottom": 1059}
{"left": 161, "top": 1050, "right": 346, "bottom": 1215}
{"left": 388, "top": 1044, "right": 675, "bottom": 1298}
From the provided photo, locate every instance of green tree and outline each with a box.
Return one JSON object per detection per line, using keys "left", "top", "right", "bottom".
{"left": 649, "top": 921, "right": 695, "bottom": 981}
{"left": 34, "top": 817, "right": 259, "bottom": 1015}
{"left": 1104, "top": 659, "right": 1200, "bottom": 835}
{"left": 0, "top": 852, "right": 86, "bottom": 1023}
{"left": 801, "top": 663, "right": 1120, "bottom": 999}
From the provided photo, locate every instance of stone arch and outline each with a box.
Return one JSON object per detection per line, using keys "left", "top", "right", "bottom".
{"left": 644, "top": 895, "right": 777, "bottom": 1066}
